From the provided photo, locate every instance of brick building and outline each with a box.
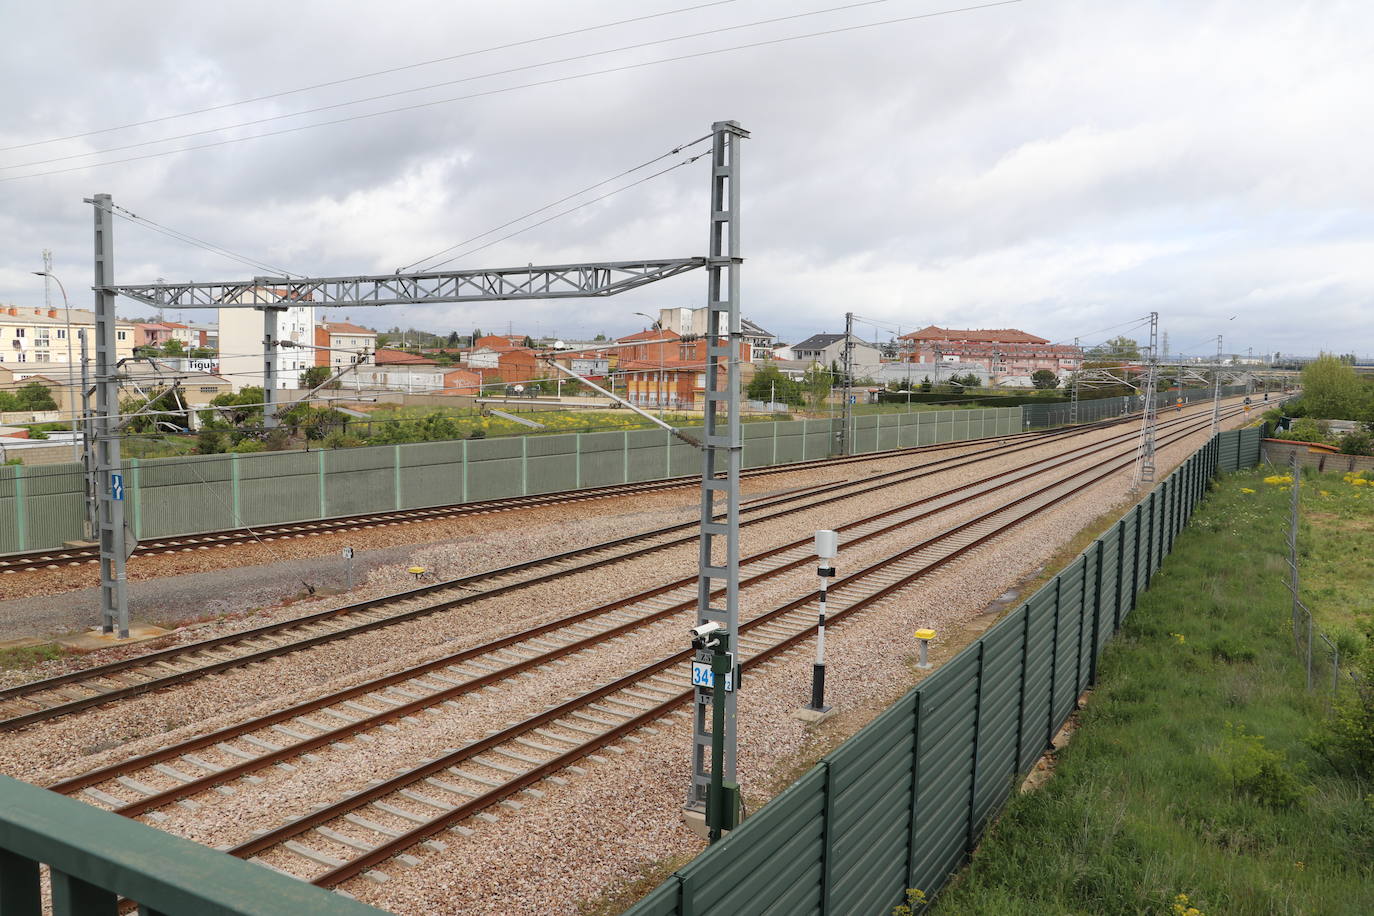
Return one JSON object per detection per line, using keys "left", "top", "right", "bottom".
{"left": 898, "top": 326, "right": 1082, "bottom": 381}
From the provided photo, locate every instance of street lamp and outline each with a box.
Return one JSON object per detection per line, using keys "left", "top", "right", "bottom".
{"left": 32, "top": 270, "right": 79, "bottom": 462}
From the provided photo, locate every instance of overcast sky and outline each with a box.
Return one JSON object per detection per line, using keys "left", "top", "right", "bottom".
{"left": 1, "top": 0, "right": 1369, "bottom": 357}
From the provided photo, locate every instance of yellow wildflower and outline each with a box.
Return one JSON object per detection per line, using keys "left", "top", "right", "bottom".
{"left": 1240, "top": 487, "right": 1256, "bottom": 494}
{"left": 1170, "top": 632, "right": 1186, "bottom": 644}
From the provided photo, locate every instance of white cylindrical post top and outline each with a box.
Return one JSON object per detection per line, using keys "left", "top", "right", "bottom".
{"left": 814, "top": 529, "right": 839, "bottom": 560}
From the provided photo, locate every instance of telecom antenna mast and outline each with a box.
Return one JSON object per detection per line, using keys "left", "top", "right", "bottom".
{"left": 1131, "top": 311, "right": 1159, "bottom": 490}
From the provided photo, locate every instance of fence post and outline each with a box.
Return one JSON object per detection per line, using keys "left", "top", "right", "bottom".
{"left": 772, "top": 417, "right": 778, "bottom": 466}
{"left": 461, "top": 439, "right": 469, "bottom": 504}
{"left": 820, "top": 760, "right": 835, "bottom": 915}
{"left": 12, "top": 464, "right": 25, "bottom": 553}
{"left": 1014, "top": 605, "right": 1030, "bottom": 770}
{"left": 967, "top": 640, "right": 986, "bottom": 852}
{"left": 905, "top": 690, "right": 924, "bottom": 891}
{"left": 230, "top": 452, "right": 241, "bottom": 523}
{"left": 521, "top": 435, "right": 529, "bottom": 496}
{"left": 1130, "top": 506, "right": 1144, "bottom": 611}
{"left": 1088, "top": 542, "right": 1103, "bottom": 685}
{"left": 392, "top": 445, "right": 402, "bottom": 510}
{"left": 129, "top": 457, "right": 141, "bottom": 540}
{"left": 1289, "top": 449, "right": 1301, "bottom": 640}
{"left": 622, "top": 431, "right": 629, "bottom": 483}
{"left": 0, "top": 848, "right": 41, "bottom": 913}
{"left": 575, "top": 432, "right": 583, "bottom": 488}
{"left": 1144, "top": 492, "right": 1157, "bottom": 584}
{"left": 1046, "top": 576, "right": 1063, "bottom": 748}
{"left": 317, "top": 450, "right": 326, "bottom": 519}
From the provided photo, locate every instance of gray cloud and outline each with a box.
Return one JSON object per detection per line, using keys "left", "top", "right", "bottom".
{"left": 2, "top": 0, "right": 1370, "bottom": 356}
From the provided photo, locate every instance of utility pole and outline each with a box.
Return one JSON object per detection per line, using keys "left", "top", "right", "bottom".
{"left": 79, "top": 329, "right": 97, "bottom": 541}
{"left": 1131, "top": 312, "right": 1159, "bottom": 490}
{"left": 838, "top": 311, "right": 854, "bottom": 455}
{"left": 1211, "top": 334, "right": 1222, "bottom": 437}
{"left": 1070, "top": 336, "right": 1080, "bottom": 425}
{"left": 262, "top": 306, "right": 284, "bottom": 429}
{"left": 88, "top": 193, "right": 130, "bottom": 638}
{"left": 688, "top": 121, "right": 747, "bottom": 826}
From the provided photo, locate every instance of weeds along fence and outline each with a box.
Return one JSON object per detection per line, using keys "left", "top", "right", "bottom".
{"left": 626, "top": 427, "right": 1263, "bottom": 916}
{"left": 0, "top": 407, "right": 1021, "bottom": 554}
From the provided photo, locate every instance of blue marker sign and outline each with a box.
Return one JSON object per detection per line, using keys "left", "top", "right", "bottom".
{"left": 110, "top": 473, "right": 125, "bottom": 501}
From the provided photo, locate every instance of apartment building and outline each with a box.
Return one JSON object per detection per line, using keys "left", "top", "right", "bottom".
{"left": 217, "top": 290, "right": 315, "bottom": 392}
{"left": 0, "top": 304, "right": 136, "bottom": 369}
{"left": 898, "top": 326, "right": 1083, "bottom": 380}
{"left": 313, "top": 321, "right": 377, "bottom": 370}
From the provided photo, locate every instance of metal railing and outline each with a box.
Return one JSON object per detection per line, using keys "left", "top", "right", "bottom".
{"left": 0, "top": 773, "right": 385, "bottom": 915}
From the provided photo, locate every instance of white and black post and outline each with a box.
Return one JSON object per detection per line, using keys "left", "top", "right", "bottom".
{"left": 808, "top": 529, "right": 839, "bottom": 714}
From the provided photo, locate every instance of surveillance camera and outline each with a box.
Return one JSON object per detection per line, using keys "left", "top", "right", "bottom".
{"left": 689, "top": 621, "right": 723, "bottom": 639}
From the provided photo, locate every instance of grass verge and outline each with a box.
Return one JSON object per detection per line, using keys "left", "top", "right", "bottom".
{"left": 931, "top": 467, "right": 1374, "bottom": 915}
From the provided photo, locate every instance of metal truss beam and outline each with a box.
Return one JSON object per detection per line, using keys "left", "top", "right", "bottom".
{"left": 112, "top": 258, "right": 707, "bottom": 309}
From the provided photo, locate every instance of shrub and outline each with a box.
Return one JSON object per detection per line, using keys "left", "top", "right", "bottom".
{"left": 1308, "top": 670, "right": 1374, "bottom": 780}
{"left": 1285, "top": 418, "right": 1329, "bottom": 443}
{"left": 1209, "top": 639, "right": 1257, "bottom": 664}
{"left": 322, "top": 431, "right": 364, "bottom": 449}
{"left": 196, "top": 429, "right": 225, "bottom": 454}
{"left": 231, "top": 439, "right": 265, "bottom": 453}
{"left": 1214, "top": 723, "right": 1306, "bottom": 808}
{"left": 1338, "top": 428, "right": 1373, "bottom": 456}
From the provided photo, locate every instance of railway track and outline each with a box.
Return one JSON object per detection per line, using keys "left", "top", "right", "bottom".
{"left": 0, "top": 414, "right": 1130, "bottom": 575}
{"left": 41, "top": 408, "right": 1238, "bottom": 882}
{"left": 0, "top": 411, "right": 1151, "bottom": 731}
{"left": 187, "top": 408, "right": 1238, "bottom": 887}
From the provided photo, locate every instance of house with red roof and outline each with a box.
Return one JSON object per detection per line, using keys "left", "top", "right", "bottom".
{"left": 898, "top": 326, "right": 1082, "bottom": 379}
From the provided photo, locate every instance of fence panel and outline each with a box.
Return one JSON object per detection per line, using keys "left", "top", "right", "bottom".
{"left": 526, "top": 434, "right": 579, "bottom": 495}
{"left": 909, "top": 650, "right": 981, "bottom": 888}
{"left": 237, "top": 451, "right": 319, "bottom": 527}
{"left": 850, "top": 415, "right": 879, "bottom": 456}
{"left": 397, "top": 441, "right": 465, "bottom": 509}
{"left": 325, "top": 444, "right": 401, "bottom": 515}
{"left": 629, "top": 430, "right": 1268, "bottom": 916}
{"left": 464, "top": 437, "right": 524, "bottom": 501}
{"left": 677, "top": 766, "right": 827, "bottom": 916}
{"left": 626, "top": 429, "right": 672, "bottom": 482}
{"left": 970, "top": 618, "right": 1027, "bottom": 833}
{"left": 829, "top": 699, "right": 917, "bottom": 916}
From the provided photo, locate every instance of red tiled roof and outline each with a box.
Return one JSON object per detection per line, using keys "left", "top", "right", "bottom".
{"left": 900, "top": 326, "right": 1049, "bottom": 345}
{"left": 374, "top": 348, "right": 437, "bottom": 365}
{"left": 322, "top": 322, "right": 375, "bottom": 335}
{"left": 616, "top": 328, "right": 682, "bottom": 343}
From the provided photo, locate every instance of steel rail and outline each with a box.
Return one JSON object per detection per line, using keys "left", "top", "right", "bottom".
{"left": 231, "top": 409, "right": 1229, "bottom": 886}
{"left": 1, "top": 412, "right": 1146, "bottom": 729}
{"left": 1, "top": 415, "right": 1100, "bottom": 573}
{"left": 55, "top": 407, "right": 1232, "bottom": 810}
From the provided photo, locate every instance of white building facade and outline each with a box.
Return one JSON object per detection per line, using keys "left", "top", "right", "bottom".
{"left": 217, "top": 291, "right": 315, "bottom": 392}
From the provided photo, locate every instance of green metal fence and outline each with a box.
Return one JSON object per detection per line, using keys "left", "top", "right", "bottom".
{"left": 1022, "top": 384, "right": 1254, "bottom": 429}
{"left": 626, "top": 427, "right": 1263, "bottom": 916}
{"left": 0, "top": 407, "right": 1021, "bottom": 554}
{"left": 0, "top": 773, "right": 384, "bottom": 915}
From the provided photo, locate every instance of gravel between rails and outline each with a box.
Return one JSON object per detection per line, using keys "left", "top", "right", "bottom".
{"left": 0, "top": 408, "right": 1244, "bottom": 915}
{"left": 0, "top": 418, "right": 1164, "bottom": 779}
{"left": 324, "top": 411, "right": 1251, "bottom": 916}
{"left": 68, "top": 443, "right": 1127, "bottom": 850}
{"left": 0, "top": 443, "right": 974, "bottom": 606}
